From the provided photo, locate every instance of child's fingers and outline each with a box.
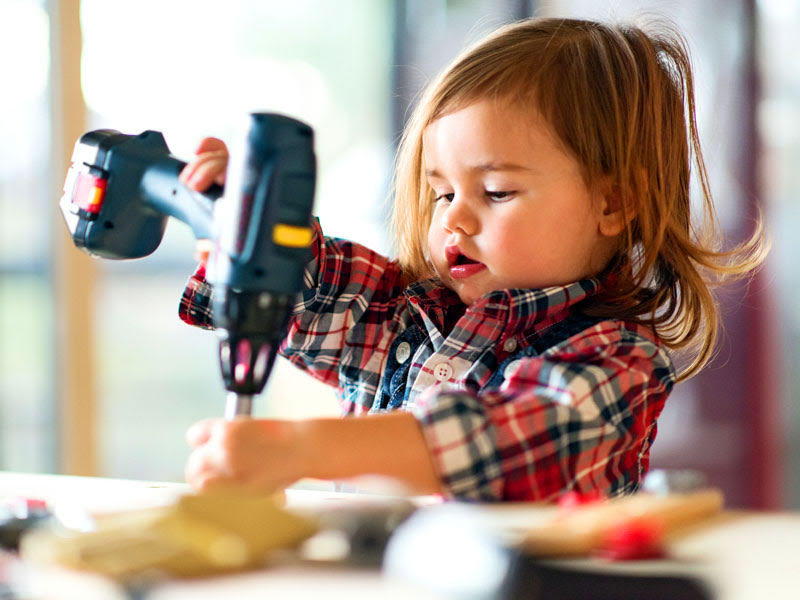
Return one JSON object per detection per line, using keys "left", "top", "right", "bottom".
{"left": 194, "top": 137, "right": 227, "bottom": 155}
{"left": 179, "top": 136, "right": 229, "bottom": 191}
{"left": 184, "top": 420, "right": 238, "bottom": 491}
{"left": 180, "top": 152, "right": 228, "bottom": 191}
{"left": 186, "top": 418, "right": 218, "bottom": 447}
{"left": 184, "top": 446, "right": 226, "bottom": 491}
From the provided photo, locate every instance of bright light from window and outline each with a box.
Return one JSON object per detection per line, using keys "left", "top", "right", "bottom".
{"left": 80, "top": 0, "right": 332, "bottom": 148}
{"left": 0, "top": 1, "right": 48, "bottom": 109}
{"left": 0, "top": 0, "right": 49, "bottom": 178}
{"left": 757, "top": 0, "right": 799, "bottom": 20}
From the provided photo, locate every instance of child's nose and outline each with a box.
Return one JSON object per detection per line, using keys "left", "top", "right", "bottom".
{"left": 441, "top": 196, "right": 479, "bottom": 236}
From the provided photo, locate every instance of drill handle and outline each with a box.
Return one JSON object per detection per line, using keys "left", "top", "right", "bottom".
{"left": 140, "top": 155, "right": 224, "bottom": 240}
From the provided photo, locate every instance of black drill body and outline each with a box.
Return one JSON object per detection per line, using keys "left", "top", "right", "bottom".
{"left": 60, "top": 113, "right": 316, "bottom": 417}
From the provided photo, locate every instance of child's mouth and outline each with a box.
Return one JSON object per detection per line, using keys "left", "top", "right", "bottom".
{"left": 445, "top": 246, "right": 486, "bottom": 279}
{"left": 449, "top": 261, "right": 486, "bottom": 279}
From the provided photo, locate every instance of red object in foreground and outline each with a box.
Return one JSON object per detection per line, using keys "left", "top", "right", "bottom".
{"left": 4, "top": 497, "right": 48, "bottom": 517}
{"left": 557, "top": 490, "right": 604, "bottom": 512}
{"left": 596, "top": 517, "right": 666, "bottom": 561}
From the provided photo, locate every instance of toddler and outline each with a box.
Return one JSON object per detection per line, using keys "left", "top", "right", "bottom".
{"left": 179, "top": 17, "right": 766, "bottom": 501}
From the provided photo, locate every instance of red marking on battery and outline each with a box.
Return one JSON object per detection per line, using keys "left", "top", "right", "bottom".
{"left": 73, "top": 172, "right": 107, "bottom": 214}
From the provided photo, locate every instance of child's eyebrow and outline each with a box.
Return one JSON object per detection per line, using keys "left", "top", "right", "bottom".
{"left": 425, "top": 162, "right": 533, "bottom": 177}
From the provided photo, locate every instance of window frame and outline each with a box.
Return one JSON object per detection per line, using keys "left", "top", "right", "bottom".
{"left": 49, "top": 0, "right": 97, "bottom": 475}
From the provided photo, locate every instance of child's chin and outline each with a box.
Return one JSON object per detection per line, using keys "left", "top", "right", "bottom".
{"left": 440, "top": 276, "right": 489, "bottom": 305}
{"left": 454, "top": 286, "right": 483, "bottom": 306}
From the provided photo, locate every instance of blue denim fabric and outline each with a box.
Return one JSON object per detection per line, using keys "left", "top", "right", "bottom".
{"left": 485, "top": 314, "right": 605, "bottom": 389}
{"left": 377, "top": 313, "right": 605, "bottom": 406}
{"left": 377, "top": 324, "right": 428, "bottom": 409}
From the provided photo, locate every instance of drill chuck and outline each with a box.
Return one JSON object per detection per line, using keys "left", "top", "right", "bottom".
{"left": 212, "top": 289, "right": 294, "bottom": 397}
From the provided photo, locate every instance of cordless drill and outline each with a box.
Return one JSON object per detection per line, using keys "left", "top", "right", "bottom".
{"left": 60, "top": 113, "right": 316, "bottom": 418}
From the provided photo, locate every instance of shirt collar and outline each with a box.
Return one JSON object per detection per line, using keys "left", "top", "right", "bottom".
{"left": 404, "top": 277, "right": 601, "bottom": 340}
{"left": 403, "top": 279, "right": 463, "bottom": 335}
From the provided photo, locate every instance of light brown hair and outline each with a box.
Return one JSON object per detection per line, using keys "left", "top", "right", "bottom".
{"left": 390, "top": 17, "right": 768, "bottom": 380}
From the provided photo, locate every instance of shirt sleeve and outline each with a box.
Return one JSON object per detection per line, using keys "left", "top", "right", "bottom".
{"left": 411, "top": 322, "right": 675, "bottom": 502}
{"left": 178, "top": 219, "right": 407, "bottom": 397}
{"left": 279, "top": 219, "right": 408, "bottom": 390}
{"left": 178, "top": 264, "right": 215, "bottom": 330}
{"left": 178, "top": 219, "right": 405, "bottom": 327}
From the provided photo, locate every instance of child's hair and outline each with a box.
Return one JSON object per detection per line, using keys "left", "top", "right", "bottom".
{"left": 390, "top": 17, "right": 768, "bottom": 381}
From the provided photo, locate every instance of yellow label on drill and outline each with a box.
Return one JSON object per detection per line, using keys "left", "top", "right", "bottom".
{"left": 272, "top": 224, "right": 312, "bottom": 248}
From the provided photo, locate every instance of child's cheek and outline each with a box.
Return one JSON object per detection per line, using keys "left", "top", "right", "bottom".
{"left": 492, "top": 224, "right": 552, "bottom": 285}
{"left": 426, "top": 225, "right": 447, "bottom": 270}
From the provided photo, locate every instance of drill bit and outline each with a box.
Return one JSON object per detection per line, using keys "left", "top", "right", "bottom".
{"left": 224, "top": 392, "right": 254, "bottom": 420}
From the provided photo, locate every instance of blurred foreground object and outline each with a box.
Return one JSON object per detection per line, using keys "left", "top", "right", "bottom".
{"left": 0, "top": 498, "right": 52, "bottom": 551}
{"left": 19, "top": 492, "right": 316, "bottom": 580}
{"left": 1, "top": 472, "right": 798, "bottom": 600}
{"left": 384, "top": 487, "right": 724, "bottom": 600}
{"left": 522, "top": 488, "right": 724, "bottom": 559}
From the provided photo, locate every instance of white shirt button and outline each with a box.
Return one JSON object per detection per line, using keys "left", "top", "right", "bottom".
{"left": 433, "top": 362, "right": 453, "bottom": 381}
{"left": 504, "top": 359, "right": 523, "bottom": 380}
{"left": 503, "top": 337, "right": 518, "bottom": 353}
{"left": 395, "top": 341, "right": 411, "bottom": 364}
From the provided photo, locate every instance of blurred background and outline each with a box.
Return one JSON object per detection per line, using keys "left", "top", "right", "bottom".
{"left": 0, "top": 0, "right": 795, "bottom": 509}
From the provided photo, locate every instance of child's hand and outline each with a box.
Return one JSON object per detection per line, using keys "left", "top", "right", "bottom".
{"left": 179, "top": 137, "right": 229, "bottom": 266}
{"left": 184, "top": 412, "right": 442, "bottom": 495}
{"left": 179, "top": 137, "right": 229, "bottom": 192}
{"left": 184, "top": 418, "right": 310, "bottom": 493}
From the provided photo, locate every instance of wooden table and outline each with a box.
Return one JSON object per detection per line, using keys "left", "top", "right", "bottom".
{"left": 1, "top": 472, "right": 798, "bottom": 599}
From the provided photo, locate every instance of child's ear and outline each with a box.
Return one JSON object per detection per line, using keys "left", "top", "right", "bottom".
{"left": 596, "top": 180, "right": 635, "bottom": 237}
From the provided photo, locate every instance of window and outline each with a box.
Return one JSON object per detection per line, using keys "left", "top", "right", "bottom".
{"left": 0, "top": 1, "right": 395, "bottom": 480}
{"left": 759, "top": 0, "right": 800, "bottom": 506}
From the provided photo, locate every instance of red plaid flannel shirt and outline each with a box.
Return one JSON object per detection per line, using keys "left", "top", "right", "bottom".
{"left": 180, "top": 220, "right": 675, "bottom": 501}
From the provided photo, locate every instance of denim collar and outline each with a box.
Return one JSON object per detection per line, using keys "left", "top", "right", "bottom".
{"left": 403, "top": 277, "right": 601, "bottom": 347}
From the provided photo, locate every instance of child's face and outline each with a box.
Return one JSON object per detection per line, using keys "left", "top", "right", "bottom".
{"left": 423, "top": 99, "right": 616, "bottom": 305}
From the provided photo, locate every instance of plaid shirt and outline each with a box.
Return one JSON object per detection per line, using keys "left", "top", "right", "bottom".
{"left": 180, "top": 221, "right": 675, "bottom": 501}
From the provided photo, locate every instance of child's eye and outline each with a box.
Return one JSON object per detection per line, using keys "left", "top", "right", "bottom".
{"left": 434, "top": 193, "right": 454, "bottom": 203}
{"left": 486, "top": 190, "right": 515, "bottom": 202}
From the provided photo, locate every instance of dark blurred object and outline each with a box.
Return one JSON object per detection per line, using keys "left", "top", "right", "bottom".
{"left": 0, "top": 498, "right": 51, "bottom": 551}
{"left": 302, "top": 498, "right": 417, "bottom": 567}
{"left": 503, "top": 554, "right": 712, "bottom": 600}
{"left": 383, "top": 503, "right": 714, "bottom": 600}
